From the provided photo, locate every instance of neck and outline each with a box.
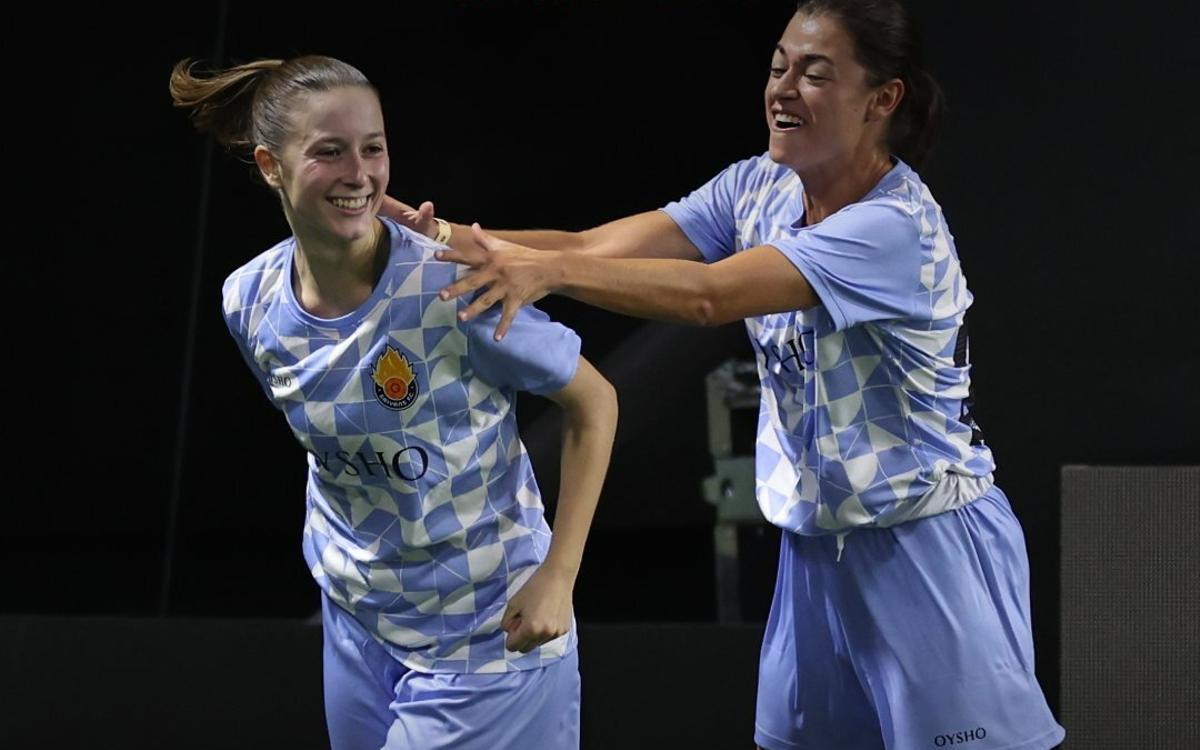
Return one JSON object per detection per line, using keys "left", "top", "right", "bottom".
{"left": 797, "top": 150, "right": 894, "bottom": 226}
{"left": 292, "top": 220, "right": 386, "bottom": 317}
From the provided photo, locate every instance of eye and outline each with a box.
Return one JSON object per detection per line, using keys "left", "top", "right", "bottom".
{"left": 804, "top": 74, "right": 827, "bottom": 84}
{"left": 770, "top": 66, "right": 787, "bottom": 78}
{"left": 364, "top": 143, "right": 386, "bottom": 155}
{"left": 316, "top": 147, "right": 341, "bottom": 158}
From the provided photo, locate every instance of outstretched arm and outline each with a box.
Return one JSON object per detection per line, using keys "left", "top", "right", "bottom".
{"left": 441, "top": 225, "right": 818, "bottom": 340}
{"left": 500, "top": 357, "right": 618, "bottom": 653}
{"left": 379, "top": 195, "right": 701, "bottom": 260}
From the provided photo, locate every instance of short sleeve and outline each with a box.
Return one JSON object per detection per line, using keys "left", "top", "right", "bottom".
{"left": 660, "top": 157, "right": 760, "bottom": 263}
{"left": 466, "top": 304, "right": 582, "bottom": 396}
{"left": 221, "top": 279, "right": 274, "bottom": 402}
{"left": 768, "top": 202, "right": 923, "bottom": 331}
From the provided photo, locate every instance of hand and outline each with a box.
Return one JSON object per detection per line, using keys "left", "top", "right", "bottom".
{"left": 501, "top": 564, "right": 574, "bottom": 653}
{"left": 378, "top": 195, "right": 437, "bottom": 239}
{"left": 436, "top": 223, "right": 559, "bottom": 341}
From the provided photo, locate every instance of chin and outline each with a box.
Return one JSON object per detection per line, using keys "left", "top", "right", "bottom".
{"left": 335, "top": 215, "right": 375, "bottom": 237}
{"left": 767, "top": 142, "right": 804, "bottom": 172}
{"left": 315, "top": 224, "right": 367, "bottom": 249}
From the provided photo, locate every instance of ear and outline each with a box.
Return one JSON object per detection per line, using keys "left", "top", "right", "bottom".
{"left": 253, "top": 145, "right": 283, "bottom": 189}
{"left": 866, "top": 78, "right": 905, "bottom": 122}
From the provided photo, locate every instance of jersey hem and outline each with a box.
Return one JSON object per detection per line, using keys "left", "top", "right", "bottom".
{"left": 754, "top": 723, "right": 1065, "bottom": 750}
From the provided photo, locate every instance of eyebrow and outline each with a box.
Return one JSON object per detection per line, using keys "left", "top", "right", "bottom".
{"left": 775, "top": 45, "right": 835, "bottom": 67}
{"left": 309, "top": 131, "right": 387, "bottom": 143}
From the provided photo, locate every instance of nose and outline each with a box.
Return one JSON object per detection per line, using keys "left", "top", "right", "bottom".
{"left": 768, "top": 69, "right": 800, "bottom": 101}
{"left": 343, "top": 151, "right": 368, "bottom": 186}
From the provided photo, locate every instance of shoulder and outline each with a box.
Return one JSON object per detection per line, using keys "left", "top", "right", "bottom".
{"left": 380, "top": 216, "right": 442, "bottom": 260}
{"left": 819, "top": 163, "right": 933, "bottom": 245}
{"left": 721, "top": 151, "right": 796, "bottom": 191}
{"left": 374, "top": 217, "right": 476, "bottom": 334}
{"left": 686, "top": 152, "right": 796, "bottom": 194}
{"left": 859, "top": 160, "right": 944, "bottom": 236}
{"left": 680, "top": 153, "right": 798, "bottom": 218}
{"left": 385, "top": 213, "right": 466, "bottom": 277}
{"left": 221, "top": 238, "right": 292, "bottom": 325}
{"left": 380, "top": 216, "right": 462, "bottom": 289}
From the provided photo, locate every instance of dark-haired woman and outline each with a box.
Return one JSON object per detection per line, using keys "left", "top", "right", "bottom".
{"left": 170, "top": 56, "right": 617, "bottom": 750}
{"left": 384, "top": 2, "right": 1065, "bottom": 748}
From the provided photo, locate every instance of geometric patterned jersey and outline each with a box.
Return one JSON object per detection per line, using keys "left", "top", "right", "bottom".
{"left": 221, "top": 217, "right": 581, "bottom": 673}
{"left": 663, "top": 154, "right": 995, "bottom": 536}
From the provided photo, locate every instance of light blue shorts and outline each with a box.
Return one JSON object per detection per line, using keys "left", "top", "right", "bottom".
{"left": 754, "top": 487, "right": 1065, "bottom": 750}
{"left": 322, "top": 596, "right": 580, "bottom": 750}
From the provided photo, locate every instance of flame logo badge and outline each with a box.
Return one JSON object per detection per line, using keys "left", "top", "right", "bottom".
{"left": 371, "top": 345, "right": 419, "bottom": 410}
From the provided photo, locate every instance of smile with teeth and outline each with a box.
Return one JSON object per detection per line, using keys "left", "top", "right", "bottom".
{"left": 774, "top": 112, "right": 805, "bottom": 129}
{"left": 329, "top": 194, "right": 371, "bottom": 210}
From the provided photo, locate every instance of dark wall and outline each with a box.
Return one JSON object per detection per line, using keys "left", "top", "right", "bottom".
{"left": 0, "top": 616, "right": 763, "bottom": 749}
{"left": 8, "top": 0, "right": 1198, "bottom": 721}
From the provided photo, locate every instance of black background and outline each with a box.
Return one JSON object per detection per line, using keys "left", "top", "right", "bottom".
{"left": 6, "top": 0, "right": 1198, "bottom": 720}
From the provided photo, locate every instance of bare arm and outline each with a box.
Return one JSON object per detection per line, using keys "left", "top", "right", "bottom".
{"left": 553, "top": 243, "right": 818, "bottom": 326}
{"left": 500, "top": 356, "right": 618, "bottom": 653}
{"left": 378, "top": 195, "right": 701, "bottom": 260}
{"left": 442, "top": 226, "right": 818, "bottom": 338}
{"left": 493, "top": 212, "right": 703, "bottom": 261}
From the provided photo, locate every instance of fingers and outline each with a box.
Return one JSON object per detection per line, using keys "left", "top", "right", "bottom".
{"left": 501, "top": 603, "right": 520, "bottom": 633}
{"left": 504, "top": 618, "right": 567, "bottom": 654}
{"left": 432, "top": 222, "right": 515, "bottom": 321}
{"left": 458, "top": 287, "right": 505, "bottom": 323}
{"left": 378, "top": 194, "right": 412, "bottom": 221}
{"left": 494, "top": 299, "right": 522, "bottom": 341}
{"left": 439, "top": 271, "right": 491, "bottom": 302}
{"left": 501, "top": 604, "right": 525, "bottom": 651}
{"left": 434, "top": 224, "right": 491, "bottom": 265}
{"left": 414, "top": 201, "right": 436, "bottom": 234}
{"left": 470, "top": 222, "right": 501, "bottom": 252}
{"left": 505, "top": 620, "right": 525, "bottom": 652}
{"left": 434, "top": 246, "right": 483, "bottom": 268}
{"left": 378, "top": 196, "right": 439, "bottom": 239}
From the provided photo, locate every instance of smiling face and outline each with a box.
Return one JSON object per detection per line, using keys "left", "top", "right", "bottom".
{"left": 765, "top": 12, "right": 900, "bottom": 174}
{"left": 255, "top": 86, "right": 389, "bottom": 249}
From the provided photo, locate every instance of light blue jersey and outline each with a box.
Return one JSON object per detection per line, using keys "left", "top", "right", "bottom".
{"left": 222, "top": 218, "right": 580, "bottom": 673}
{"left": 663, "top": 155, "right": 995, "bottom": 535}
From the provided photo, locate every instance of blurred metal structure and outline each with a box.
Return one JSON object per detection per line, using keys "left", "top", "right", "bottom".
{"left": 702, "top": 360, "right": 765, "bottom": 623}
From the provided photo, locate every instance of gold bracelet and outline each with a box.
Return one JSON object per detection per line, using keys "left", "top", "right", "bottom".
{"left": 433, "top": 217, "right": 452, "bottom": 244}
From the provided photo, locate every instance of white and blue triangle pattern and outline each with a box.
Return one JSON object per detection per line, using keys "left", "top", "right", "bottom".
{"left": 221, "top": 218, "right": 581, "bottom": 673}
{"left": 663, "top": 154, "right": 995, "bottom": 535}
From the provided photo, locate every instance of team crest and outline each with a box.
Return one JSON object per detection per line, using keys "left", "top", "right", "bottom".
{"left": 372, "top": 345, "right": 419, "bottom": 410}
